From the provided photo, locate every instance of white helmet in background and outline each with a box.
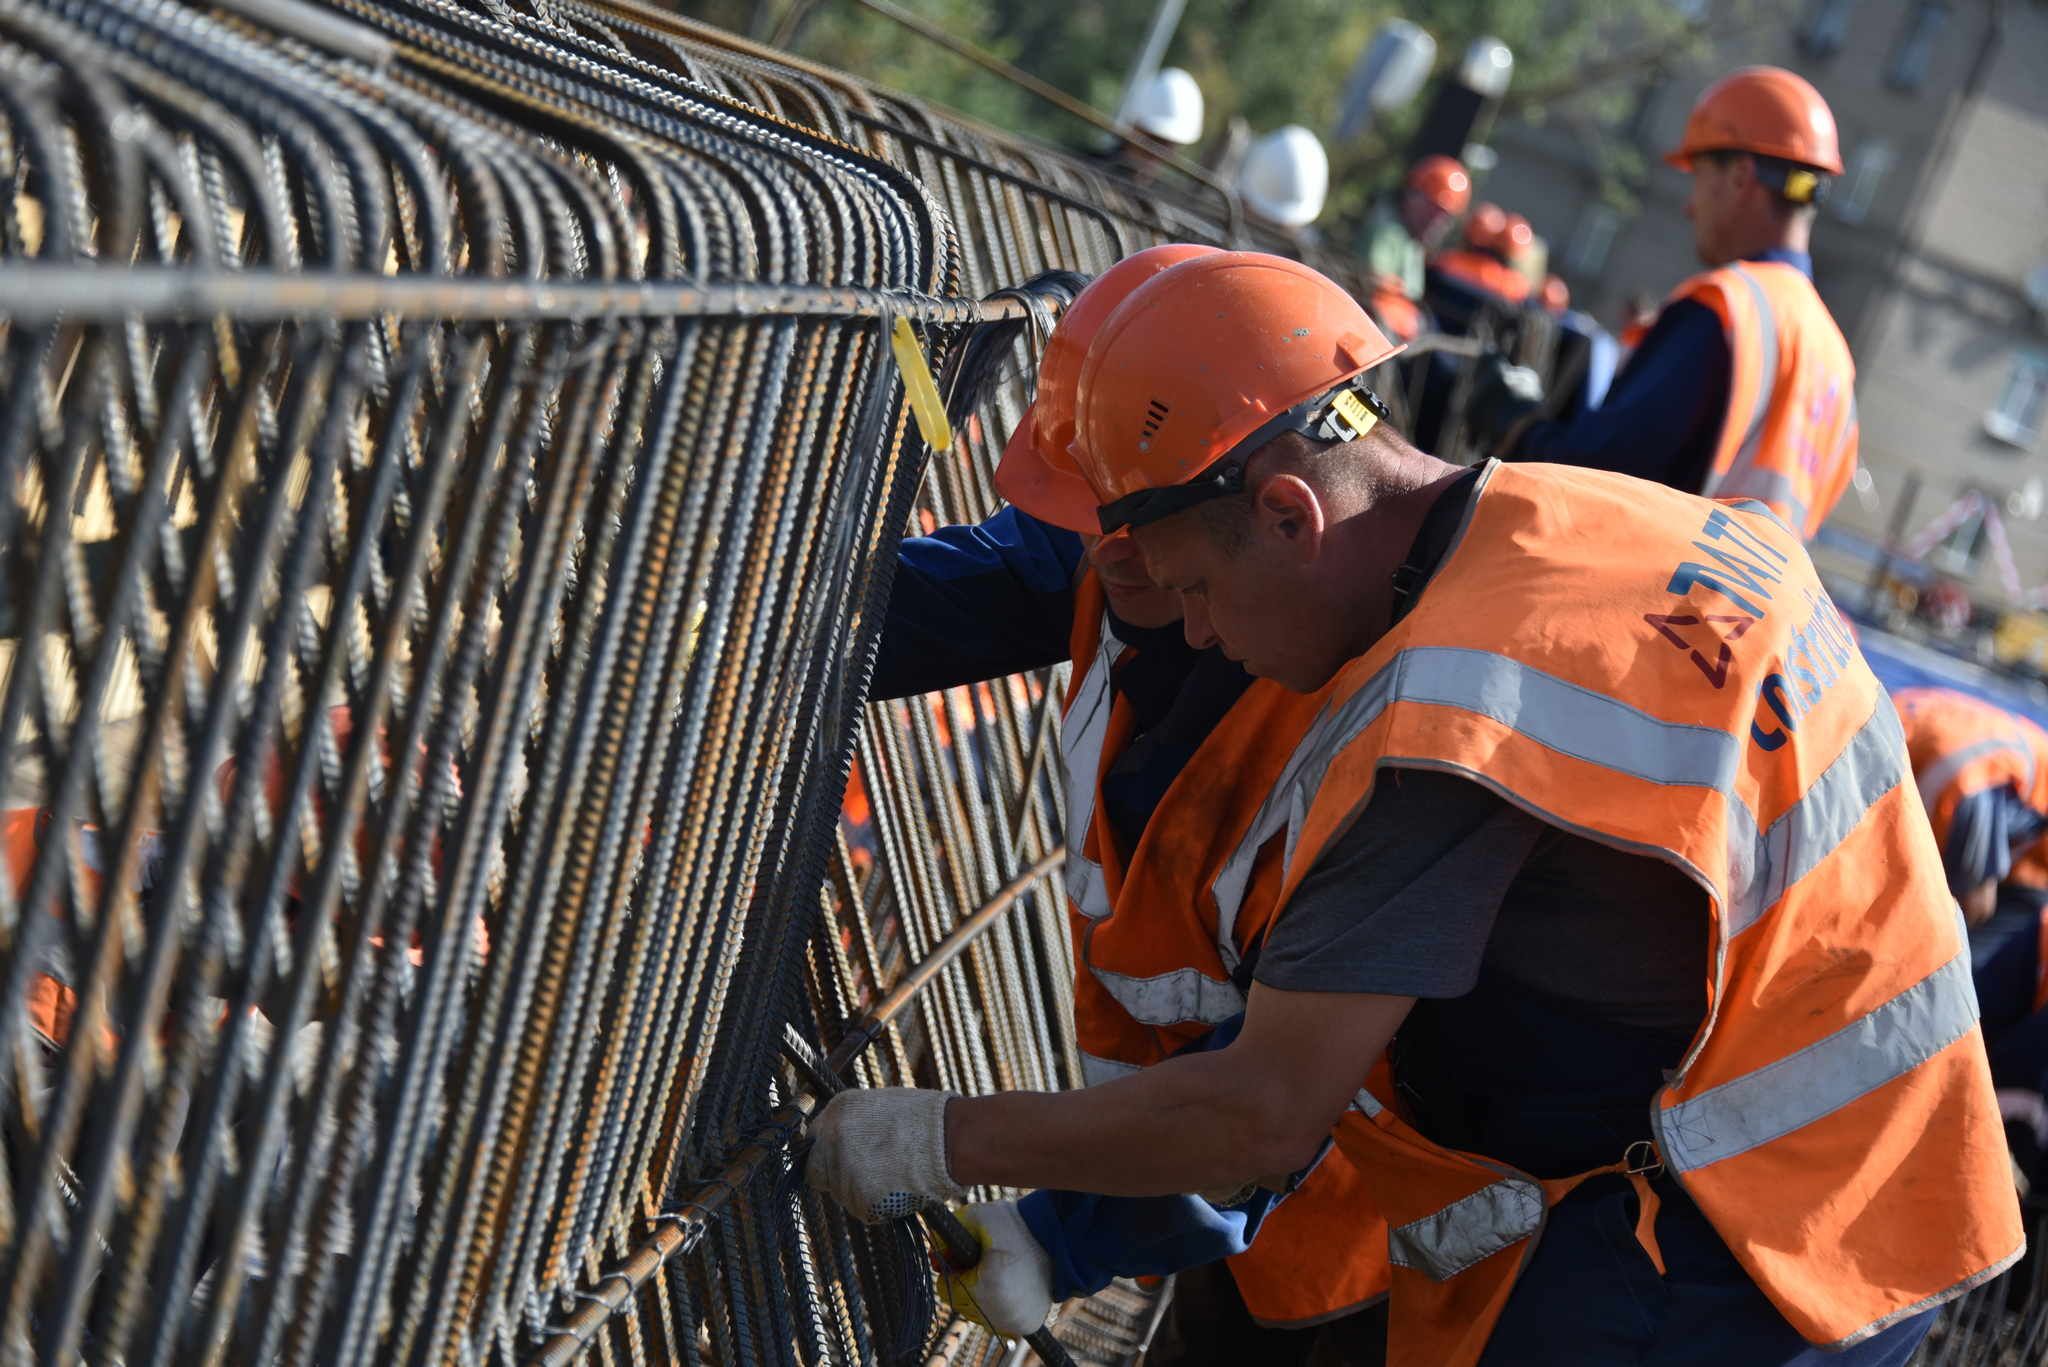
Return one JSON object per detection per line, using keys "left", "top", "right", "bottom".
{"left": 1129, "top": 67, "right": 1205, "bottom": 147}
{"left": 1238, "top": 125, "right": 1329, "bottom": 227}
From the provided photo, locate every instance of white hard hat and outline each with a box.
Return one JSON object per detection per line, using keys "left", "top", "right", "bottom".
{"left": 1238, "top": 125, "right": 1329, "bottom": 227}
{"left": 1129, "top": 67, "right": 1204, "bottom": 147}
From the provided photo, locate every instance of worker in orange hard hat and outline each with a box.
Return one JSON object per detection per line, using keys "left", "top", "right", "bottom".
{"left": 1428, "top": 200, "right": 1533, "bottom": 308}
{"left": 867, "top": 246, "right": 1396, "bottom": 1363}
{"left": 1358, "top": 154, "right": 1471, "bottom": 340}
{"left": 1473, "top": 67, "right": 1858, "bottom": 542}
{"left": 807, "top": 249, "right": 2018, "bottom": 1366}
{"left": 1539, "top": 274, "right": 1571, "bottom": 314}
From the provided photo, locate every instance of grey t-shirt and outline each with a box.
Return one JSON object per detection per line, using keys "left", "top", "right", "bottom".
{"left": 1253, "top": 765, "right": 1709, "bottom": 1173}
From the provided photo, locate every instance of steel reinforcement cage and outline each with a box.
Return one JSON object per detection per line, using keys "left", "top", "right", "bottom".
{"left": 0, "top": 3, "right": 1959, "bottom": 1367}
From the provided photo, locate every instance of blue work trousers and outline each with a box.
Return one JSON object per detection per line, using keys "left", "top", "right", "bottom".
{"left": 1481, "top": 1174, "right": 1933, "bottom": 1366}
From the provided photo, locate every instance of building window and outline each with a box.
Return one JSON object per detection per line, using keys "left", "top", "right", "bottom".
{"left": 1986, "top": 353, "right": 2048, "bottom": 448}
{"left": 1830, "top": 140, "right": 1894, "bottom": 225}
{"left": 1564, "top": 204, "right": 1622, "bottom": 276}
{"left": 1799, "top": 0, "right": 1857, "bottom": 58}
{"left": 1886, "top": 1, "right": 1952, "bottom": 92}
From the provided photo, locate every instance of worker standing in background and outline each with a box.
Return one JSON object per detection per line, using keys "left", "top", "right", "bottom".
{"left": 869, "top": 246, "right": 1394, "bottom": 1364}
{"left": 807, "top": 250, "right": 2023, "bottom": 1366}
{"left": 1357, "top": 155, "right": 1470, "bottom": 341}
{"left": 1473, "top": 67, "right": 1858, "bottom": 541}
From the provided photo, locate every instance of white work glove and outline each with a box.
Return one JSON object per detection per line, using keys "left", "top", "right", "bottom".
{"left": 803, "top": 1087, "right": 966, "bottom": 1223}
{"left": 935, "top": 1200, "right": 1054, "bottom": 1337}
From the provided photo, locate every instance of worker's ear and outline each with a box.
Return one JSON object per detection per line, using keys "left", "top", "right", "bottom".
{"left": 1251, "top": 473, "right": 1325, "bottom": 562}
{"left": 1729, "top": 152, "right": 1761, "bottom": 199}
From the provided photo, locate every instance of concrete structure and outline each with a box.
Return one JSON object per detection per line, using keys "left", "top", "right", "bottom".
{"left": 1480, "top": 1, "right": 2048, "bottom": 613}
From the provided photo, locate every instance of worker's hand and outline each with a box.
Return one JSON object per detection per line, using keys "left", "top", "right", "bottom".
{"left": 1466, "top": 353, "right": 1546, "bottom": 449}
{"left": 934, "top": 1201, "right": 1054, "bottom": 1337}
{"left": 803, "top": 1087, "right": 966, "bottom": 1223}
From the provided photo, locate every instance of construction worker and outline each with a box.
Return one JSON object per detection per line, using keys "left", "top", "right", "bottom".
{"left": 1427, "top": 202, "right": 1533, "bottom": 308}
{"left": 1474, "top": 67, "right": 1858, "bottom": 541}
{"left": 869, "top": 246, "right": 1394, "bottom": 1362}
{"left": 1358, "top": 155, "right": 1471, "bottom": 341}
{"left": 1895, "top": 686, "right": 2048, "bottom": 923}
{"left": 806, "top": 250, "right": 2023, "bottom": 1366}
{"left": 1896, "top": 686, "right": 2048, "bottom": 1169}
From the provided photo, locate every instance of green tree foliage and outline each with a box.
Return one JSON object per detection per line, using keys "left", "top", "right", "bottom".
{"left": 687, "top": 0, "right": 1737, "bottom": 237}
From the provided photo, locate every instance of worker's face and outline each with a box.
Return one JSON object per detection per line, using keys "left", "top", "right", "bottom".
{"left": 1684, "top": 154, "right": 1749, "bottom": 267}
{"left": 1400, "top": 189, "right": 1455, "bottom": 249}
{"left": 1082, "top": 531, "right": 1180, "bottom": 630}
{"left": 1133, "top": 459, "right": 1342, "bottom": 692}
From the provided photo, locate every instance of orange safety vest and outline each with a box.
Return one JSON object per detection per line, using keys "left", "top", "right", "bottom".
{"left": 1219, "top": 462, "right": 2020, "bottom": 1365}
{"left": 1429, "top": 250, "right": 1531, "bottom": 307}
{"left": 3, "top": 807, "right": 166, "bottom": 1052}
{"left": 1059, "top": 574, "right": 1392, "bottom": 1326}
{"left": 1672, "top": 261, "right": 1857, "bottom": 540}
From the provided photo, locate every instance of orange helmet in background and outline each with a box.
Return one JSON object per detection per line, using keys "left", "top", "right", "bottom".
{"left": 1405, "top": 155, "right": 1472, "bottom": 216}
{"left": 995, "top": 243, "right": 1221, "bottom": 531}
{"left": 1665, "top": 65, "right": 1843, "bottom": 175}
{"left": 1070, "top": 252, "right": 1402, "bottom": 531}
{"left": 1501, "top": 212, "right": 1535, "bottom": 257}
{"left": 1464, "top": 202, "right": 1509, "bottom": 254}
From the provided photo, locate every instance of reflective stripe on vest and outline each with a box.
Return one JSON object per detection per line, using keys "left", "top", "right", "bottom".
{"left": 1659, "top": 926, "right": 1980, "bottom": 1171}
{"left": 1061, "top": 615, "right": 1122, "bottom": 924}
{"left": 1219, "top": 644, "right": 1907, "bottom": 947}
{"left": 1702, "top": 266, "right": 1788, "bottom": 520}
{"left": 1387, "top": 1177, "right": 1543, "bottom": 1280}
{"left": 1089, "top": 963, "right": 1244, "bottom": 1027}
{"left": 1080, "top": 1051, "right": 1139, "bottom": 1087}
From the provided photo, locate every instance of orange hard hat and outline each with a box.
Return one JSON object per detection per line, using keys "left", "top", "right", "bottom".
{"left": 1464, "top": 202, "right": 1509, "bottom": 254}
{"left": 1070, "top": 252, "right": 1402, "bottom": 532}
{"left": 1405, "top": 155, "right": 1471, "bottom": 215}
{"left": 995, "top": 244, "right": 1221, "bottom": 531}
{"left": 1665, "top": 65, "right": 1843, "bottom": 176}
{"left": 1541, "top": 274, "right": 1570, "bottom": 313}
{"left": 1502, "top": 213, "right": 1535, "bottom": 255}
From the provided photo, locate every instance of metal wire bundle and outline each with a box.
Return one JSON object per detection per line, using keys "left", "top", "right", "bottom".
{"left": 0, "top": 2, "right": 1614, "bottom": 1364}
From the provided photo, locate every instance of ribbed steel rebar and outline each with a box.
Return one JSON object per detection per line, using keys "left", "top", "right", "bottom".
{"left": 0, "top": 4, "right": 1624, "bottom": 1364}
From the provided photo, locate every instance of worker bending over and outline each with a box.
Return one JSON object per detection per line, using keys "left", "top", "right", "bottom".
{"left": 1897, "top": 687, "right": 2048, "bottom": 1174}
{"left": 1475, "top": 67, "right": 1858, "bottom": 540}
{"left": 808, "top": 250, "right": 2021, "bottom": 1365}
{"left": 871, "top": 247, "right": 1393, "bottom": 1363}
